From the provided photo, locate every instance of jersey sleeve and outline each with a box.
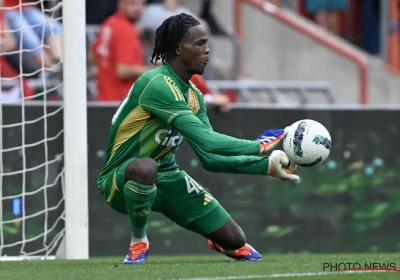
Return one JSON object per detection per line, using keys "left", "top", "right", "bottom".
{"left": 139, "top": 75, "right": 193, "bottom": 124}
{"left": 188, "top": 99, "right": 270, "bottom": 175}
{"left": 189, "top": 141, "right": 270, "bottom": 175}
{"left": 197, "top": 108, "right": 212, "bottom": 129}
{"left": 170, "top": 85, "right": 261, "bottom": 156}
{"left": 171, "top": 110, "right": 261, "bottom": 156}
{"left": 184, "top": 92, "right": 268, "bottom": 173}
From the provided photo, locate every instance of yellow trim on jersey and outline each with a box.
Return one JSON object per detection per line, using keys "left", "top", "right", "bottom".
{"left": 106, "top": 172, "right": 118, "bottom": 202}
{"left": 164, "top": 77, "right": 179, "bottom": 101}
{"left": 188, "top": 88, "right": 200, "bottom": 115}
{"left": 138, "top": 74, "right": 185, "bottom": 105}
{"left": 154, "top": 145, "right": 172, "bottom": 161}
{"left": 164, "top": 76, "right": 185, "bottom": 101}
{"left": 189, "top": 80, "right": 200, "bottom": 92}
{"left": 109, "top": 106, "right": 150, "bottom": 160}
{"left": 126, "top": 182, "right": 157, "bottom": 195}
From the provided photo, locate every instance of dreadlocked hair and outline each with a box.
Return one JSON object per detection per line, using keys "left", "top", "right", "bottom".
{"left": 150, "top": 13, "right": 200, "bottom": 65}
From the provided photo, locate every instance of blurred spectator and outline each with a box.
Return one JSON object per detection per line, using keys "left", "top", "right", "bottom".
{"left": 2, "top": 0, "right": 62, "bottom": 70}
{"left": 304, "top": 0, "right": 348, "bottom": 35}
{"left": 0, "top": 7, "right": 34, "bottom": 102}
{"left": 199, "top": 0, "right": 227, "bottom": 36}
{"left": 0, "top": 4, "right": 15, "bottom": 53}
{"left": 138, "top": 0, "right": 209, "bottom": 35}
{"left": 190, "top": 74, "right": 230, "bottom": 113}
{"left": 89, "top": 0, "right": 150, "bottom": 102}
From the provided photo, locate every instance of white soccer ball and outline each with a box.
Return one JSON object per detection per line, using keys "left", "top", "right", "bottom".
{"left": 283, "top": 119, "right": 331, "bottom": 167}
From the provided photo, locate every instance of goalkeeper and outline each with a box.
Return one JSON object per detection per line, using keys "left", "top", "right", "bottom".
{"left": 97, "top": 13, "right": 299, "bottom": 265}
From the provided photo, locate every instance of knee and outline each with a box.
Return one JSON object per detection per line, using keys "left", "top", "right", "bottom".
{"left": 124, "top": 158, "right": 158, "bottom": 185}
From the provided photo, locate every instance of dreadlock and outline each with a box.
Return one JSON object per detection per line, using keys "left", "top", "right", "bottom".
{"left": 150, "top": 13, "right": 200, "bottom": 65}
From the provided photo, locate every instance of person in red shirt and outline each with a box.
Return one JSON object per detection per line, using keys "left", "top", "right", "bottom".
{"left": 90, "top": 0, "right": 150, "bottom": 101}
{"left": 190, "top": 74, "right": 230, "bottom": 112}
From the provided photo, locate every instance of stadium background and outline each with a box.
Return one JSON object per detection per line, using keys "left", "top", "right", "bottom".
{"left": 1, "top": 0, "right": 400, "bottom": 258}
{"left": 2, "top": 104, "right": 399, "bottom": 256}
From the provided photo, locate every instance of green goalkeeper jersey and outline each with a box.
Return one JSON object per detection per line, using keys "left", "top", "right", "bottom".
{"left": 98, "top": 64, "right": 270, "bottom": 185}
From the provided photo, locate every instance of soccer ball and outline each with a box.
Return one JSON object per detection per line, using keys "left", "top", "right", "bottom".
{"left": 283, "top": 119, "right": 331, "bottom": 167}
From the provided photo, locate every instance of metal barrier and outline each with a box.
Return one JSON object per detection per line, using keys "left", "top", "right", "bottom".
{"left": 84, "top": 79, "right": 333, "bottom": 104}
{"left": 206, "top": 80, "right": 334, "bottom": 103}
{"left": 1, "top": 78, "right": 333, "bottom": 104}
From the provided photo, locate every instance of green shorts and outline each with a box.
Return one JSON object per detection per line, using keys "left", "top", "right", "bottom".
{"left": 98, "top": 159, "right": 230, "bottom": 235}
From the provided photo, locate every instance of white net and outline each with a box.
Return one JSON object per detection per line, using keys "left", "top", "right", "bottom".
{"left": 0, "top": 0, "right": 65, "bottom": 259}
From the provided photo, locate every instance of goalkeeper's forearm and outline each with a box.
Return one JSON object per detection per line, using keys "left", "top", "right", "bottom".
{"left": 172, "top": 114, "right": 260, "bottom": 156}
{"left": 192, "top": 143, "right": 270, "bottom": 175}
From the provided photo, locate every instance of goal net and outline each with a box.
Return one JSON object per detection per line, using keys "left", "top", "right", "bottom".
{"left": 0, "top": 0, "right": 88, "bottom": 260}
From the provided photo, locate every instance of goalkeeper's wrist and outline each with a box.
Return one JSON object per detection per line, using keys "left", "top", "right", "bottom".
{"left": 250, "top": 156, "right": 270, "bottom": 175}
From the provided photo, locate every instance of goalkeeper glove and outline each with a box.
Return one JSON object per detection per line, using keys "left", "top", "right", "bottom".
{"left": 267, "top": 150, "right": 299, "bottom": 181}
{"left": 257, "top": 128, "right": 286, "bottom": 153}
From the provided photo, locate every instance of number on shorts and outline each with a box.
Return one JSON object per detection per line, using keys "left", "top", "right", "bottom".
{"left": 185, "top": 175, "right": 204, "bottom": 194}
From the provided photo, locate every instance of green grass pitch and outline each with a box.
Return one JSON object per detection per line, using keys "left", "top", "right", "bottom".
{"left": 1, "top": 254, "right": 400, "bottom": 280}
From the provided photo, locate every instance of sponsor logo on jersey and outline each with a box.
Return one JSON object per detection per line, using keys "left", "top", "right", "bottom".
{"left": 155, "top": 129, "right": 183, "bottom": 147}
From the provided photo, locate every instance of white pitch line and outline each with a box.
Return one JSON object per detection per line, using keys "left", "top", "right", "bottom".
{"left": 173, "top": 270, "right": 389, "bottom": 280}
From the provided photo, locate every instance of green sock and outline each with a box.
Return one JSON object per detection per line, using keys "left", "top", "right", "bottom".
{"left": 123, "top": 180, "right": 157, "bottom": 239}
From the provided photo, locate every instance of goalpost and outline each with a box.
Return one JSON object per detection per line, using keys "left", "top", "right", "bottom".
{"left": 0, "top": 0, "right": 88, "bottom": 260}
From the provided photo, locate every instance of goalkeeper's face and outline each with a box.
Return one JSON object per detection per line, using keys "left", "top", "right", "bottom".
{"left": 178, "top": 25, "right": 210, "bottom": 75}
